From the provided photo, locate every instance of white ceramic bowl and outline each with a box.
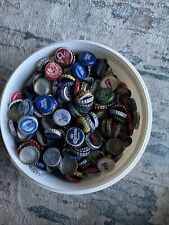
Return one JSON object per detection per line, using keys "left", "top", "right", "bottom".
{"left": 0, "top": 40, "right": 152, "bottom": 194}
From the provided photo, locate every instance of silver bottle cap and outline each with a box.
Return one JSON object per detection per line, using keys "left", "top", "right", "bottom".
{"left": 33, "top": 78, "right": 51, "bottom": 95}
{"left": 97, "top": 157, "right": 115, "bottom": 173}
{"left": 19, "top": 146, "right": 39, "bottom": 164}
{"left": 59, "top": 158, "right": 78, "bottom": 176}
{"left": 53, "top": 109, "right": 71, "bottom": 126}
{"left": 43, "top": 147, "right": 61, "bottom": 167}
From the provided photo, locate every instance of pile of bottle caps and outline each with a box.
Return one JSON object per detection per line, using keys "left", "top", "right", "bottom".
{"left": 8, "top": 47, "right": 140, "bottom": 182}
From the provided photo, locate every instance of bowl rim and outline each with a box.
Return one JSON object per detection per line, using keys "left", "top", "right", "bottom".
{"left": 0, "top": 40, "right": 152, "bottom": 194}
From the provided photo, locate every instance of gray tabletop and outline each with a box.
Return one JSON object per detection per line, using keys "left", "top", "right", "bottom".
{"left": 0, "top": 0, "right": 169, "bottom": 225}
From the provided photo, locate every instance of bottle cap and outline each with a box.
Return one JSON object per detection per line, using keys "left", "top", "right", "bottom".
{"left": 82, "top": 166, "right": 100, "bottom": 176}
{"left": 33, "top": 78, "right": 51, "bottom": 95}
{"left": 109, "top": 109, "right": 127, "bottom": 119}
{"left": 94, "top": 103, "right": 108, "bottom": 110}
{"left": 85, "top": 114, "right": 96, "bottom": 132}
{"left": 17, "top": 129, "right": 29, "bottom": 140}
{"left": 8, "top": 99, "right": 23, "bottom": 122}
{"left": 112, "top": 153, "right": 123, "bottom": 163}
{"left": 32, "top": 73, "right": 43, "bottom": 85}
{"left": 105, "top": 138, "right": 123, "bottom": 156}
{"left": 19, "top": 145, "right": 40, "bottom": 164}
{"left": 105, "top": 118, "right": 113, "bottom": 137}
{"left": 26, "top": 139, "right": 41, "bottom": 151}
{"left": 19, "top": 99, "right": 34, "bottom": 116}
{"left": 66, "top": 127, "right": 85, "bottom": 147}
{"left": 74, "top": 80, "right": 81, "bottom": 95}
{"left": 79, "top": 51, "right": 96, "bottom": 67}
{"left": 74, "top": 146, "right": 91, "bottom": 157}
{"left": 71, "top": 62, "right": 88, "bottom": 81}
{"left": 59, "top": 74, "right": 76, "bottom": 82}
{"left": 8, "top": 99, "right": 22, "bottom": 110}
{"left": 53, "top": 109, "right": 71, "bottom": 126}
{"left": 129, "top": 98, "right": 137, "bottom": 112}
{"left": 132, "top": 111, "right": 140, "bottom": 129}
{"left": 109, "top": 104, "right": 127, "bottom": 114}
{"left": 100, "top": 74, "right": 120, "bottom": 91}
{"left": 33, "top": 109, "right": 43, "bottom": 118}
{"left": 10, "top": 91, "right": 23, "bottom": 102}
{"left": 29, "top": 164, "right": 48, "bottom": 176}
{"left": 77, "top": 117, "right": 91, "bottom": 134}
{"left": 57, "top": 81, "right": 74, "bottom": 88}
{"left": 34, "top": 161, "right": 47, "bottom": 170}
{"left": 95, "top": 88, "right": 115, "bottom": 104}
{"left": 8, "top": 119, "right": 17, "bottom": 137}
{"left": 78, "top": 158, "right": 88, "bottom": 167}
{"left": 59, "top": 86, "right": 72, "bottom": 102}
{"left": 76, "top": 105, "right": 92, "bottom": 114}
{"left": 45, "top": 128, "right": 62, "bottom": 139}
{"left": 88, "top": 151, "right": 104, "bottom": 165}
{"left": 116, "top": 86, "right": 131, "bottom": 97}
{"left": 127, "top": 112, "right": 134, "bottom": 136}
{"left": 59, "top": 158, "right": 78, "bottom": 176}
{"left": 77, "top": 95, "right": 94, "bottom": 105}
{"left": 111, "top": 122, "right": 122, "bottom": 138}
{"left": 97, "top": 157, "right": 115, "bottom": 173}
{"left": 41, "top": 116, "right": 55, "bottom": 130}
{"left": 94, "top": 58, "right": 109, "bottom": 78}
{"left": 65, "top": 175, "right": 81, "bottom": 183}
{"left": 36, "top": 130, "right": 48, "bottom": 146}
{"left": 55, "top": 47, "right": 74, "bottom": 67}
{"left": 68, "top": 103, "right": 82, "bottom": 117}
{"left": 18, "top": 116, "right": 38, "bottom": 134}
{"left": 18, "top": 141, "right": 33, "bottom": 152}
{"left": 45, "top": 61, "right": 63, "bottom": 81}
{"left": 89, "top": 112, "right": 99, "bottom": 129}
{"left": 122, "top": 137, "right": 132, "bottom": 148}
{"left": 43, "top": 147, "right": 61, "bottom": 167}
{"left": 35, "top": 95, "right": 55, "bottom": 115}
{"left": 86, "top": 132, "right": 102, "bottom": 150}
{"left": 36, "top": 57, "right": 50, "bottom": 72}
{"left": 52, "top": 80, "right": 58, "bottom": 95}
{"left": 63, "top": 148, "right": 80, "bottom": 160}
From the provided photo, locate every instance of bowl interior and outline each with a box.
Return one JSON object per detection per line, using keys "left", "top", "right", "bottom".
{"left": 0, "top": 41, "right": 151, "bottom": 194}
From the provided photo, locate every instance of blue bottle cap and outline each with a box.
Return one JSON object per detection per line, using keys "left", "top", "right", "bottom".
{"left": 66, "top": 127, "right": 85, "bottom": 147}
{"left": 29, "top": 164, "right": 48, "bottom": 175}
{"left": 35, "top": 161, "right": 47, "bottom": 170}
{"left": 71, "top": 63, "right": 88, "bottom": 81}
{"left": 53, "top": 109, "right": 71, "bottom": 126}
{"left": 79, "top": 51, "right": 96, "bottom": 67}
{"left": 26, "top": 133, "right": 36, "bottom": 140}
{"left": 57, "top": 81, "right": 74, "bottom": 88}
{"left": 18, "top": 116, "right": 38, "bottom": 134}
{"left": 35, "top": 95, "right": 55, "bottom": 115}
{"left": 63, "top": 148, "right": 80, "bottom": 160}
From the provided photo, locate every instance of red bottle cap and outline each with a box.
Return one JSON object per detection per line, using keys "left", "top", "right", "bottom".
{"left": 127, "top": 112, "right": 133, "bottom": 136}
{"left": 65, "top": 175, "right": 81, "bottom": 183}
{"left": 74, "top": 80, "right": 81, "bottom": 95}
{"left": 10, "top": 91, "right": 23, "bottom": 102}
{"left": 55, "top": 48, "right": 73, "bottom": 67}
{"left": 45, "top": 62, "right": 62, "bottom": 81}
{"left": 26, "top": 139, "right": 41, "bottom": 151}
